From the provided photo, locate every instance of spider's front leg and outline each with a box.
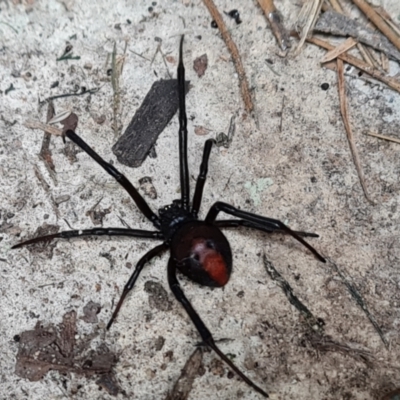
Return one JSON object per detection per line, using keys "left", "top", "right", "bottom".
{"left": 206, "top": 202, "right": 326, "bottom": 263}
{"left": 167, "top": 257, "right": 269, "bottom": 398}
{"left": 63, "top": 128, "right": 161, "bottom": 229}
{"left": 12, "top": 228, "right": 164, "bottom": 249}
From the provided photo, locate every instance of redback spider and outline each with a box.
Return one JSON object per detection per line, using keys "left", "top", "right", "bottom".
{"left": 13, "top": 36, "right": 326, "bottom": 398}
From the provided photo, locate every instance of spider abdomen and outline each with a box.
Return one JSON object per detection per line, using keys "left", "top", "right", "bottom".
{"left": 171, "top": 221, "right": 232, "bottom": 287}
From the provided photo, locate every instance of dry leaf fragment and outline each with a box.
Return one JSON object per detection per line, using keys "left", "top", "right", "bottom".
{"left": 193, "top": 54, "right": 208, "bottom": 77}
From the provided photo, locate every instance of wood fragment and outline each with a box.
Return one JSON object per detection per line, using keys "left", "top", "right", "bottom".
{"left": 356, "top": 42, "right": 375, "bottom": 67}
{"left": 39, "top": 102, "right": 57, "bottom": 183}
{"left": 337, "top": 58, "right": 373, "bottom": 204}
{"left": 24, "top": 120, "right": 63, "bottom": 136}
{"left": 364, "top": 131, "right": 400, "bottom": 145}
{"left": 307, "top": 36, "right": 400, "bottom": 93}
{"left": 324, "top": 3, "right": 377, "bottom": 67}
{"left": 351, "top": 0, "right": 400, "bottom": 52}
{"left": 329, "top": 0, "right": 343, "bottom": 13}
{"left": 381, "top": 52, "right": 389, "bottom": 72}
{"left": 374, "top": 6, "right": 400, "bottom": 37}
{"left": 111, "top": 40, "right": 128, "bottom": 138}
{"left": 164, "top": 348, "right": 204, "bottom": 400}
{"left": 256, "top": 0, "right": 291, "bottom": 51}
{"left": 112, "top": 79, "right": 190, "bottom": 168}
{"left": 321, "top": 37, "right": 357, "bottom": 63}
{"left": 315, "top": 10, "right": 400, "bottom": 62}
{"left": 202, "top": 0, "right": 254, "bottom": 113}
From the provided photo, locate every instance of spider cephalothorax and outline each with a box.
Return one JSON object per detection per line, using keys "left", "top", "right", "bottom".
{"left": 14, "top": 36, "right": 325, "bottom": 398}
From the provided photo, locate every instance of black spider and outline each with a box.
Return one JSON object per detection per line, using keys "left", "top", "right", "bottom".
{"left": 13, "top": 36, "right": 325, "bottom": 398}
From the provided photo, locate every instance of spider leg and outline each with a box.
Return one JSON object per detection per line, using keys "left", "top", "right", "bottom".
{"left": 192, "top": 139, "right": 214, "bottom": 216}
{"left": 107, "top": 243, "right": 167, "bottom": 330}
{"left": 167, "top": 257, "right": 269, "bottom": 398}
{"left": 64, "top": 130, "right": 160, "bottom": 228}
{"left": 206, "top": 202, "right": 325, "bottom": 263}
{"left": 215, "top": 219, "right": 319, "bottom": 238}
{"left": 12, "top": 228, "right": 164, "bottom": 249}
{"left": 178, "top": 36, "right": 190, "bottom": 211}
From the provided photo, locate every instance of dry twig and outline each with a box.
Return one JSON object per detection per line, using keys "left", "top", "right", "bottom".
{"left": 256, "top": 0, "right": 291, "bottom": 51}
{"left": 295, "top": 0, "right": 323, "bottom": 54}
{"left": 164, "top": 348, "right": 204, "bottom": 400}
{"left": 337, "top": 58, "right": 373, "bottom": 204}
{"left": 351, "top": 0, "right": 400, "bottom": 52}
{"left": 326, "top": 0, "right": 377, "bottom": 67}
{"left": 308, "top": 36, "right": 400, "bottom": 93}
{"left": 364, "top": 131, "right": 400, "bottom": 145}
{"left": 39, "top": 102, "right": 57, "bottom": 183}
{"left": 314, "top": 10, "right": 400, "bottom": 62}
{"left": 321, "top": 37, "right": 357, "bottom": 63}
{"left": 202, "top": 0, "right": 253, "bottom": 113}
{"left": 24, "top": 120, "right": 63, "bottom": 136}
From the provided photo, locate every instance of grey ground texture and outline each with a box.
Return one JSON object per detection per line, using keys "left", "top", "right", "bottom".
{"left": 1, "top": 1, "right": 400, "bottom": 399}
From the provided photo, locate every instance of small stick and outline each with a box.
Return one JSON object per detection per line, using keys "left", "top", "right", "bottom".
{"left": 374, "top": 7, "right": 400, "bottom": 37}
{"left": 202, "top": 0, "right": 253, "bottom": 113}
{"left": 321, "top": 37, "right": 357, "bottom": 63}
{"left": 329, "top": 0, "right": 342, "bottom": 12}
{"left": 39, "top": 102, "right": 57, "bottom": 181}
{"left": 295, "top": 0, "right": 323, "bottom": 55}
{"left": 337, "top": 58, "right": 373, "bottom": 204}
{"left": 164, "top": 348, "right": 204, "bottom": 400}
{"left": 308, "top": 36, "right": 400, "bottom": 93}
{"left": 327, "top": 0, "right": 376, "bottom": 67}
{"left": 24, "top": 120, "right": 63, "bottom": 136}
{"left": 351, "top": 0, "right": 400, "bottom": 52}
{"left": 256, "top": 0, "right": 291, "bottom": 51}
{"left": 364, "top": 131, "right": 400, "bottom": 145}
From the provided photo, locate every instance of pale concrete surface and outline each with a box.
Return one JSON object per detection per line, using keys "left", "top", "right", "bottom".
{"left": 1, "top": 1, "right": 400, "bottom": 399}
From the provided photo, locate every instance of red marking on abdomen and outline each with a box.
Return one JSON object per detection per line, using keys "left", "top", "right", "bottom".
{"left": 191, "top": 239, "right": 229, "bottom": 286}
{"left": 203, "top": 253, "right": 229, "bottom": 286}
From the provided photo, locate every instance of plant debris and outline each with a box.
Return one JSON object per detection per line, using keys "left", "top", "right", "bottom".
{"left": 144, "top": 280, "right": 173, "bottom": 312}
{"left": 22, "top": 223, "right": 60, "bottom": 257}
{"left": 337, "top": 58, "right": 373, "bottom": 204}
{"left": 193, "top": 53, "right": 208, "bottom": 77}
{"left": 164, "top": 348, "right": 204, "bottom": 400}
{"left": 112, "top": 79, "right": 190, "bottom": 168}
{"left": 15, "top": 311, "right": 120, "bottom": 395}
{"left": 139, "top": 176, "right": 158, "bottom": 200}
{"left": 81, "top": 301, "right": 102, "bottom": 324}
{"left": 307, "top": 332, "right": 374, "bottom": 366}
{"left": 257, "top": 0, "right": 291, "bottom": 51}
{"left": 315, "top": 10, "right": 400, "bottom": 62}
{"left": 202, "top": 0, "right": 254, "bottom": 113}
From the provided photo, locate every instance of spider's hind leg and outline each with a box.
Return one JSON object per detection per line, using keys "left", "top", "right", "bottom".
{"left": 167, "top": 257, "right": 269, "bottom": 398}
